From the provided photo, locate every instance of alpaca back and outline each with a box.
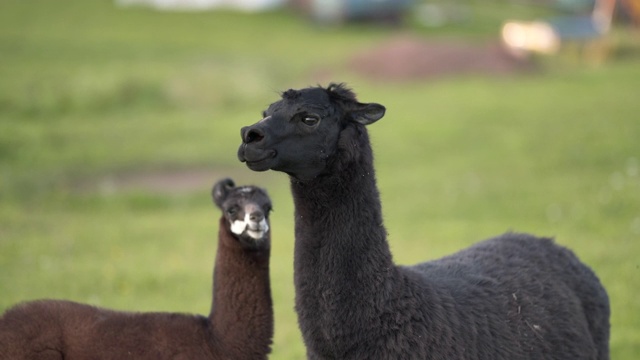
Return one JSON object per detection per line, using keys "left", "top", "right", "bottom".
{"left": 0, "top": 300, "right": 215, "bottom": 360}
{"left": 410, "top": 233, "right": 609, "bottom": 359}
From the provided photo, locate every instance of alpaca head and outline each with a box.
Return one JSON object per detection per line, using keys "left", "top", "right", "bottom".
{"left": 237, "top": 83, "right": 386, "bottom": 181}
{"left": 212, "top": 178, "right": 272, "bottom": 250}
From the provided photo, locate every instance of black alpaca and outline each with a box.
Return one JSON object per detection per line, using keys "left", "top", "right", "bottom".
{"left": 237, "top": 83, "right": 610, "bottom": 359}
{"left": 0, "top": 178, "right": 274, "bottom": 360}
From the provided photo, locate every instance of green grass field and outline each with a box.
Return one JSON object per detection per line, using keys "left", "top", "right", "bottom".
{"left": 1, "top": 0, "right": 639, "bottom": 358}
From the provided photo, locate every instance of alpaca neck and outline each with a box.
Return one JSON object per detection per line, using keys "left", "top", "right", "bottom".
{"left": 290, "top": 127, "right": 397, "bottom": 348}
{"left": 209, "top": 218, "right": 273, "bottom": 359}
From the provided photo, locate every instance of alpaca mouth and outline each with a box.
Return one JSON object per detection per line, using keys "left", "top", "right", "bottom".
{"left": 246, "top": 157, "right": 274, "bottom": 171}
{"left": 246, "top": 229, "right": 266, "bottom": 240}
{"left": 232, "top": 218, "right": 270, "bottom": 241}
{"left": 244, "top": 223, "right": 269, "bottom": 240}
{"left": 238, "top": 144, "right": 276, "bottom": 171}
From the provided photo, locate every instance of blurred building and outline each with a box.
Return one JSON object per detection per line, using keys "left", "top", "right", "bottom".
{"left": 289, "top": 0, "right": 413, "bottom": 24}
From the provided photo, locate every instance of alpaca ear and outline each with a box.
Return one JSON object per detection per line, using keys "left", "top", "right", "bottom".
{"left": 349, "top": 102, "right": 385, "bottom": 125}
{"left": 212, "top": 178, "right": 235, "bottom": 208}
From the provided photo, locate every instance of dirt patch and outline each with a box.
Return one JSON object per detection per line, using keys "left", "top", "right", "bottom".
{"left": 346, "top": 34, "right": 535, "bottom": 81}
{"left": 82, "top": 167, "right": 277, "bottom": 195}
{"left": 98, "top": 169, "right": 227, "bottom": 194}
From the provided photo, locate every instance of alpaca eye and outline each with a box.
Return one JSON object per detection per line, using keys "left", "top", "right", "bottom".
{"left": 226, "top": 208, "right": 237, "bottom": 216}
{"left": 302, "top": 115, "right": 320, "bottom": 126}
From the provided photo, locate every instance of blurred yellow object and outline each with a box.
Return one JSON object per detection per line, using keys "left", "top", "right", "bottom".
{"left": 501, "top": 0, "right": 616, "bottom": 59}
{"left": 501, "top": 21, "right": 561, "bottom": 55}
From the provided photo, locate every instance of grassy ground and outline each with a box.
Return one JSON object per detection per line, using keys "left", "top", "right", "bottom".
{"left": 1, "top": 0, "right": 639, "bottom": 358}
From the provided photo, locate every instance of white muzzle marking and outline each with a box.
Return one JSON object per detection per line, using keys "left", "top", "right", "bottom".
{"left": 230, "top": 212, "right": 269, "bottom": 240}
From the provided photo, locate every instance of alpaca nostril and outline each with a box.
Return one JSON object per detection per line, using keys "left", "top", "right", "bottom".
{"left": 244, "top": 128, "right": 265, "bottom": 144}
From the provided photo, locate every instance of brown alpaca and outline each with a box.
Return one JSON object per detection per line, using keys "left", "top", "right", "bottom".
{"left": 0, "top": 178, "right": 274, "bottom": 360}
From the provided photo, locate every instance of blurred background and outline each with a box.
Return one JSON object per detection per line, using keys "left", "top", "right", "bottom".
{"left": 1, "top": 0, "right": 638, "bottom": 358}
